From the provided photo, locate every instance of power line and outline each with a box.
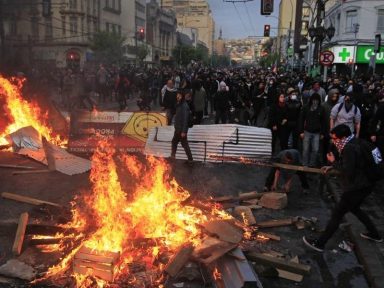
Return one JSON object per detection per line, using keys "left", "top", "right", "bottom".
{"left": 232, "top": 2, "right": 249, "bottom": 36}
{"left": 244, "top": 2, "right": 257, "bottom": 36}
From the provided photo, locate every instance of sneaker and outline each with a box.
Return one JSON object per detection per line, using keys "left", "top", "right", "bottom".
{"left": 303, "top": 236, "right": 324, "bottom": 252}
{"left": 360, "top": 232, "right": 383, "bottom": 243}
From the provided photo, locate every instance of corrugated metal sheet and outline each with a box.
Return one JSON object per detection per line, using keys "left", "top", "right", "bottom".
{"left": 7, "top": 126, "right": 91, "bottom": 176}
{"left": 17, "top": 146, "right": 91, "bottom": 176}
{"left": 145, "top": 124, "right": 272, "bottom": 162}
{"left": 214, "top": 248, "right": 263, "bottom": 288}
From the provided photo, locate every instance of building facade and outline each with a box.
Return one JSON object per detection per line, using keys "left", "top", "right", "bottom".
{"left": 160, "top": 0, "right": 215, "bottom": 54}
{"left": 277, "top": 0, "right": 297, "bottom": 62}
{"left": 324, "top": 0, "right": 384, "bottom": 74}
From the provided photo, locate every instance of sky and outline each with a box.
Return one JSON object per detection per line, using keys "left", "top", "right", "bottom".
{"left": 208, "top": 0, "right": 280, "bottom": 39}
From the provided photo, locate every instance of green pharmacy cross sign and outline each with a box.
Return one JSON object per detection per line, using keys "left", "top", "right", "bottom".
{"left": 356, "top": 46, "right": 384, "bottom": 64}
{"left": 339, "top": 48, "right": 351, "bottom": 62}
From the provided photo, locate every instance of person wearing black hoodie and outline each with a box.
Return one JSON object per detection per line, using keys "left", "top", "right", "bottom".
{"left": 369, "top": 91, "right": 384, "bottom": 153}
{"left": 300, "top": 93, "right": 325, "bottom": 167}
{"left": 170, "top": 91, "right": 193, "bottom": 163}
{"left": 303, "top": 124, "right": 382, "bottom": 252}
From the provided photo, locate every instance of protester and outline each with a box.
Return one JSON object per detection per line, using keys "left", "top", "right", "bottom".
{"left": 170, "top": 91, "right": 193, "bottom": 164}
{"left": 192, "top": 79, "right": 206, "bottom": 125}
{"left": 269, "top": 92, "right": 289, "bottom": 152}
{"left": 161, "top": 79, "right": 178, "bottom": 125}
{"left": 264, "top": 149, "right": 310, "bottom": 194}
{"left": 214, "top": 81, "right": 230, "bottom": 124}
{"left": 303, "top": 124, "right": 383, "bottom": 252}
{"left": 300, "top": 93, "right": 325, "bottom": 167}
{"left": 330, "top": 92, "right": 361, "bottom": 137}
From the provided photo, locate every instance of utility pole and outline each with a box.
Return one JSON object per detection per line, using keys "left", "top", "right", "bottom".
{"left": 312, "top": 0, "right": 324, "bottom": 68}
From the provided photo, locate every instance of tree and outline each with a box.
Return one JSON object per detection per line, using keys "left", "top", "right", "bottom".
{"left": 90, "top": 31, "right": 126, "bottom": 65}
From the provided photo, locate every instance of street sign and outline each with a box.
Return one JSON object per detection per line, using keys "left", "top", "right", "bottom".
{"left": 319, "top": 51, "right": 334, "bottom": 66}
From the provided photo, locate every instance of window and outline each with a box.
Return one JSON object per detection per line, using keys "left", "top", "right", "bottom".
{"left": 9, "top": 20, "right": 17, "bottom": 35}
{"left": 346, "top": 10, "right": 358, "bottom": 32}
{"left": 301, "top": 20, "right": 309, "bottom": 35}
{"left": 69, "top": 16, "right": 78, "bottom": 35}
{"left": 69, "top": 0, "right": 77, "bottom": 10}
{"left": 105, "top": 0, "right": 109, "bottom": 8}
{"left": 378, "top": 9, "right": 384, "bottom": 31}
{"left": 31, "top": 17, "right": 39, "bottom": 39}
{"left": 62, "top": 16, "right": 66, "bottom": 36}
{"left": 45, "top": 19, "right": 53, "bottom": 40}
{"left": 336, "top": 13, "right": 340, "bottom": 35}
{"left": 302, "top": 7, "right": 310, "bottom": 18}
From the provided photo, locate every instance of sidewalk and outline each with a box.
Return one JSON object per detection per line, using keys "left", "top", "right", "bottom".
{"left": 324, "top": 177, "right": 384, "bottom": 288}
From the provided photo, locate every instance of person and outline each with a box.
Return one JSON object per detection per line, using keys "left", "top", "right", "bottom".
{"left": 264, "top": 149, "right": 310, "bottom": 194}
{"left": 369, "top": 90, "right": 384, "bottom": 153}
{"left": 269, "top": 92, "right": 289, "bottom": 152}
{"left": 161, "top": 79, "right": 178, "bottom": 125}
{"left": 309, "top": 81, "right": 327, "bottom": 102}
{"left": 285, "top": 88, "right": 302, "bottom": 150}
{"left": 303, "top": 124, "right": 383, "bottom": 252}
{"left": 300, "top": 93, "right": 325, "bottom": 167}
{"left": 214, "top": 81, "right": 230, "bottom": 124}
{"left": 96, "top": 64, "right": 109, "bottom": 102}
{"left": 330, "top": 92, "right": 361, "bottom": 137}
{"left": 170, "top": 91, "right": 193, "bottom": 163}
{"left": 192, "top": 79, "right": 206, "bottom": 125}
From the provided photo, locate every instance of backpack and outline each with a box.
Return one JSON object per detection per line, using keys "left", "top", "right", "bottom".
{"left": 356, "top": 139, "right": 384, "bottom": 182}
{"left": 336, "top": 102, "right": 358, "bottom": 117}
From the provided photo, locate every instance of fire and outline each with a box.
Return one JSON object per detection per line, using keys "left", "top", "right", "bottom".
{"left": 39, "top": 138, "right": 236, "bottom": 286}
{"left": 0, "top": 75, "right": 67, "bottom": 146}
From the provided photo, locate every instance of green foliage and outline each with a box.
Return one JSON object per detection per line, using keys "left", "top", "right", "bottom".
{"left": 172, "top": 44, "right": 210, "bottom": 66}
{"left": 90, "top": 31, "right": 126, "bottom": 65}
{"left": 259, "top": 52, "right": 280, "bottom": 68}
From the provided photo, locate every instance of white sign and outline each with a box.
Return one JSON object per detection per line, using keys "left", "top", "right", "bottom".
{"left": 331, "top": 46, "right": 355, "bottom": 63}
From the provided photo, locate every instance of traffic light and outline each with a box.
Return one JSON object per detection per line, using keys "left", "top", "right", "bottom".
{"left": 42, "top": 0, "right": 51, "bottom": 17}
{"left": 264, "top": 25, "right": 270, "bottom": 37}
{"left": 261, "top": 0, "right": 274, "bottom": 15}
{"left": 137, "top": 27, "right": 145, "bottom": 41}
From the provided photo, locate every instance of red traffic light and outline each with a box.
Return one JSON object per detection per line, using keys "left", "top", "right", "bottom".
{"left": 139, "top": 28, "right": 144, "bottom": 34}
{"left": 264, "top": 25, "right": 270, "bottom": 37}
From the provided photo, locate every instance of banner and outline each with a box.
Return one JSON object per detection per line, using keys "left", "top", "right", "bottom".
{"left": 68, "top": 110, "right": 167, "bottom": 154}
{"left": 356, "top": 46, "right": 384, "bottom": 64}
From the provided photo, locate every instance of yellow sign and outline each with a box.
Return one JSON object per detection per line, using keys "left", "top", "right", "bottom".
{"left": 121, "top": 112, "right": 167, "bottom": 143}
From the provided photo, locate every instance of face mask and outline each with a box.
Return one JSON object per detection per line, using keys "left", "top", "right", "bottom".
{"left": 312, "top": 99, "right": 319, "bottom": 106}
{"left": 269, "top": 81, "right": 273, "bottom": 85}
{"left": 291, "top": 95, "right": 297, "bottom": 100}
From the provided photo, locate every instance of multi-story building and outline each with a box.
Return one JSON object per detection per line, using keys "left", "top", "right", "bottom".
{"left": 324, "top": 0, "right": 384, "bottom": 74}
{"left": 277, "top": 0, "right": 296, "bottom": 62}
{"left": 0, "top": 0, "right": 143, "bottom": 70}
{"left": 160, "top": 0, "right": 215, "bottom": 54}
{"left": 146, "top": 0, "right": 177, "bottom": 64}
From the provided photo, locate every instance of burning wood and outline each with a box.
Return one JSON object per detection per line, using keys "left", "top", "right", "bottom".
{"left": 12, "top": 212, "right": 29, "bottom": 255}
{"left": 73, "top": 246, "right": 120, "bottom": 283}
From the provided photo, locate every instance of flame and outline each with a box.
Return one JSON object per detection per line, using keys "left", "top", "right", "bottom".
{"left": 41, "top": 138, "right": 238, "bottom": 286}
{"left": 0, "top": 75, "right": 67, "bottom": 146}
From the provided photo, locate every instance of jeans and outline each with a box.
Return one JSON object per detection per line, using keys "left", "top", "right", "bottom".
{"left": 302, "top": 131, "right": 320, "bottom": 167}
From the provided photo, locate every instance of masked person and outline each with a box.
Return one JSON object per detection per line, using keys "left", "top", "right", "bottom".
{"left": 330, "top": 92, "right": 361, "bottom": 138}
{"left": 286, "top": 88, "right": 302, "bottom": 150}
{"left": 303, "top": 124, "right": 383, "bottom": 252}
{"left": 300, "top": 93, "right": 325, "bottom": 167}
{"left": 170, "top": 91, "right": 193, "bottom": 164}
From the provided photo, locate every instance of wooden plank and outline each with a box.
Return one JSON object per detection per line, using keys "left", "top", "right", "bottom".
{"left": 238, "top": 191, "right": 266, "bottom": 201}
{"left": 29, "top": 238, "right": 63, "bottom": 245}
{"left": 233, "top": 206, "right": 256, "bottom": 225}
{"left": 202, "top": 220, "right": 244, "bottom": 244}
{"left": 277, "top": 256, "right": 303, "bottom": 282}
{"left": 1, "top": 192, "right": 61, "bottom": 208}
{"left": 165, "top": 244, "right": 194, "bottom": 277}
{"left": 73, "top": 263, "right": 114, "bottom": 282}
{"left": 12, "top": 170, "right": 52, "bottom": 175}
{"left": 75, "top": 246, "right": 120, "bottom": 265}
{"left": 73, "top": 259, "right": 113, "bottom": 271}
{"left": 257, "top": 218, "right": 293, "bottom": 228}
{"left": 245, "top": 252, "right": 311, "bottom": 275}
{"left": 257, "top": 232, "right": 281, "bottom": 241}
{"left": 272, "top": 162, "right": 322, "bottom": 174}
{"left": 199, "top": 243, "right": 237, "bottom": 265}
{"left": 0, "top": 164, "right": 38, "bottom": 170}
{"left": 12, "top": 213, "right": 29, "bottom": 255}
